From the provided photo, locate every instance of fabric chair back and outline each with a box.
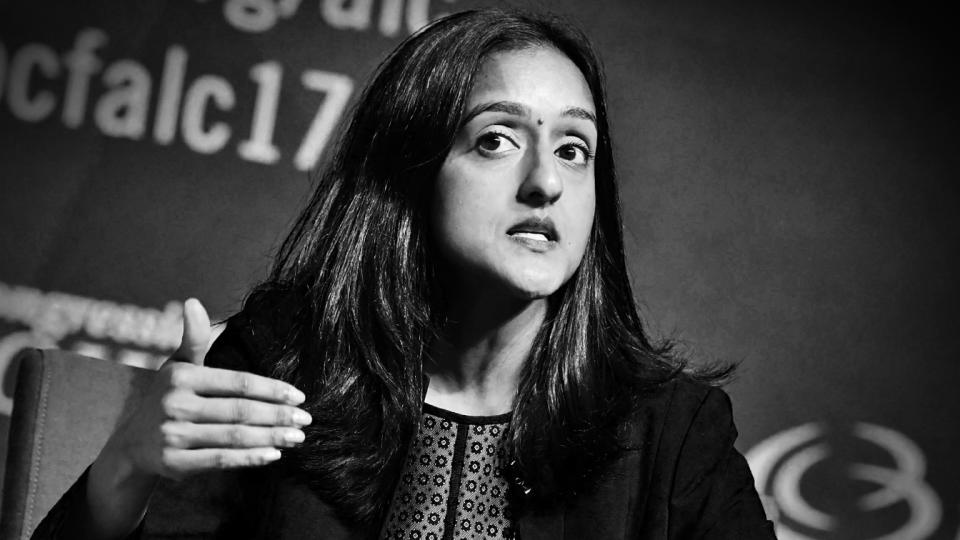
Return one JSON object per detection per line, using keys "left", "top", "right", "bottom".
{"left": 0, "top": 349, "right": 155, "bottom": 540}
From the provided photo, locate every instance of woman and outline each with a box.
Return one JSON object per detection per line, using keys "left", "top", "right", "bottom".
{"left": 35, "top": 8, "right": 774, "bottom": 540}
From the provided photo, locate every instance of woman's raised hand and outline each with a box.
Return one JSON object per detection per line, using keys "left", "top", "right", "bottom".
{"left": 120, "top": 297, "right": 311, "bottom": 477}
{"left": 105, "top": 298, "right": 311, "bottom": 480}
{"left": 83, "top": 299, "right": 310, "bottom": 538}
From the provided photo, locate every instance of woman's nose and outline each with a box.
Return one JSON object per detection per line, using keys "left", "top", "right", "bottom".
{"left": 517, "top": 149, "right": 562, "bottom": 206}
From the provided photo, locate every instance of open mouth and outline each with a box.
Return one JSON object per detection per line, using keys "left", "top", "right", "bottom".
{"left": 507, "top": 217, "right": 558, "bottom": 244}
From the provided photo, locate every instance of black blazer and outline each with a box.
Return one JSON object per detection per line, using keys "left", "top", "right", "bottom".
{"left": 34, "top": 307, "right": 776, "bottom": 539}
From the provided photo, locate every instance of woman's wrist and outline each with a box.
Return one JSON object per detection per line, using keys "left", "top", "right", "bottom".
{"left": 84, "top": 439, "right": 159, "bottom": 539}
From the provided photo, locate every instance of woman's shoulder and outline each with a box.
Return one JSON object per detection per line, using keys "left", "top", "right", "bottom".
{"left": 205, "top": 285, "right": 304, "bottom": 374}
{"left": 663, "top": 372, "right": 733, "bottom": 419}
{"left": 621, "top": 375, "right": 774, "bottom": 538}
{"left": 634, "top": 370, "right": 727, "bottom": 409}
{"left": 624, "top": 372, "right": 738, "bottom": 450}
{"left": 232, "top": 285, "right": 304, "bottom": 339}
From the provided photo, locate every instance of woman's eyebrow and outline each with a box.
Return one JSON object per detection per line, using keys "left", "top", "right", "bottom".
{"left": 462, "top": 100, "right": 596, "bottom": 126}
{"left": 561, "top": 106, "right": 596, "bottom": 127}
{"left": 463, "top": 101, "right": 530, "bottom": 124}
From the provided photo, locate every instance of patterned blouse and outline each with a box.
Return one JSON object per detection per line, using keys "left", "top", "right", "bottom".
{"left": 380, "top": 404, "right": 519, "bottom": 540}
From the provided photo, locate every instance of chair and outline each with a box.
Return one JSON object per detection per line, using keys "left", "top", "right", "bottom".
{"left": 0, "top": 349, "right": 155, "bottom": 540}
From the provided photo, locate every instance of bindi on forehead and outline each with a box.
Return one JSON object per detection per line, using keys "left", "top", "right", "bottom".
{"left": 537, "top": 118, "right": 544, "bottom": 126}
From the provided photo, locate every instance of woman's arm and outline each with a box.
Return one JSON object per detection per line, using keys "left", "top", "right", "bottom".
{"left": 31, "top": 299, "right": 309, "bottom": 540}
{"left": 669, "top": 387, "right": 776, "bottom": 540}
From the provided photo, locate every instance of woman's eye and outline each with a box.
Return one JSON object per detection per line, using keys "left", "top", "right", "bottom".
{"left": 556, "top": 143, "right": 592, "bottom": 166}
{"left": 476, "top": 132, "right": 518, "bottom": 155}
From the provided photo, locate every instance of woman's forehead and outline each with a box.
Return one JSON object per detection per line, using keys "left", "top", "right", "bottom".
{"left": 467, "top": 46, "right": 596, "bottom": 117}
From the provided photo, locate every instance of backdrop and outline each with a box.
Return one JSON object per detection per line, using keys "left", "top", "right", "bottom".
{"left": 1, "top": 1, "right": 956, "bottom": 538}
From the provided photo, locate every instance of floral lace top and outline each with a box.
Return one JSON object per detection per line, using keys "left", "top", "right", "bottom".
{"left": 379, "top": 404, "right": 519, "bottom": 540}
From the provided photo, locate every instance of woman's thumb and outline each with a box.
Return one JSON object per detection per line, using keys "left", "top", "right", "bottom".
{"left": 179, "top": 298, "right": 212, "bottom": 365}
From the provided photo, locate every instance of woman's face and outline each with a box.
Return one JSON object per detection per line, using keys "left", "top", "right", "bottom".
{"left": 432, "top": 46, "right": 597, "bottom": 300}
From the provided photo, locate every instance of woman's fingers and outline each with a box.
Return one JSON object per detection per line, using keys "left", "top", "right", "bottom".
{"left": 169, "top": 364, "right": 305, "bottom": 405}
{"left": 161, "top": 422, "right": 305, "bottom": 449}
{"left": 166, "top": 396, "right": 312, "bottom": 427}
{"left": 161, "top": 447, "right": 283, "bottom": 476}
{"left": 172, "top": 299, "right": 212, "bottom": 365}
{"left": 126, "top": 298, "right": 310, "bottom": 480}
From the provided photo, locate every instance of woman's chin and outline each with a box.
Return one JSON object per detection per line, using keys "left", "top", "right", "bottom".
{"left": 501, "top": 271, "right": 566, "bottom": 300}
{"left": 443, "top": 262, "right": 571, "bottom": 303}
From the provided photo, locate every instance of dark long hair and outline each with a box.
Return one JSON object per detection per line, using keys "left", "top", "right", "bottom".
{"left": 242, "top": 7, "right": 729, "bottom": 527}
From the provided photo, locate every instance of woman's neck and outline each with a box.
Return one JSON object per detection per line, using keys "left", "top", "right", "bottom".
{"left": 424, "top": 295, "right": 546, "bottom": 416}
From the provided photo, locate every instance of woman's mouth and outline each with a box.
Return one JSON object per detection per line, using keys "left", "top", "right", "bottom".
{"left": 507, "top": 217, "right": 558, "bottom": 250}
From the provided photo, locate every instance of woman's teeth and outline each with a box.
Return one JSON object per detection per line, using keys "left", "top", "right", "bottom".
{"left": 512, "top": 232, "right": 549, "bottom": 242}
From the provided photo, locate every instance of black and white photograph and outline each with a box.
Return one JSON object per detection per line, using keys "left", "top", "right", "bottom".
{"left": 0, "top": 1, "right": 956, "bottom": 538}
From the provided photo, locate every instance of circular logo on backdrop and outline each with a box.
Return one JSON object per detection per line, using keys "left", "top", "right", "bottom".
{"left": 746, "top": 423, "right": 942, "bottom": 539}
